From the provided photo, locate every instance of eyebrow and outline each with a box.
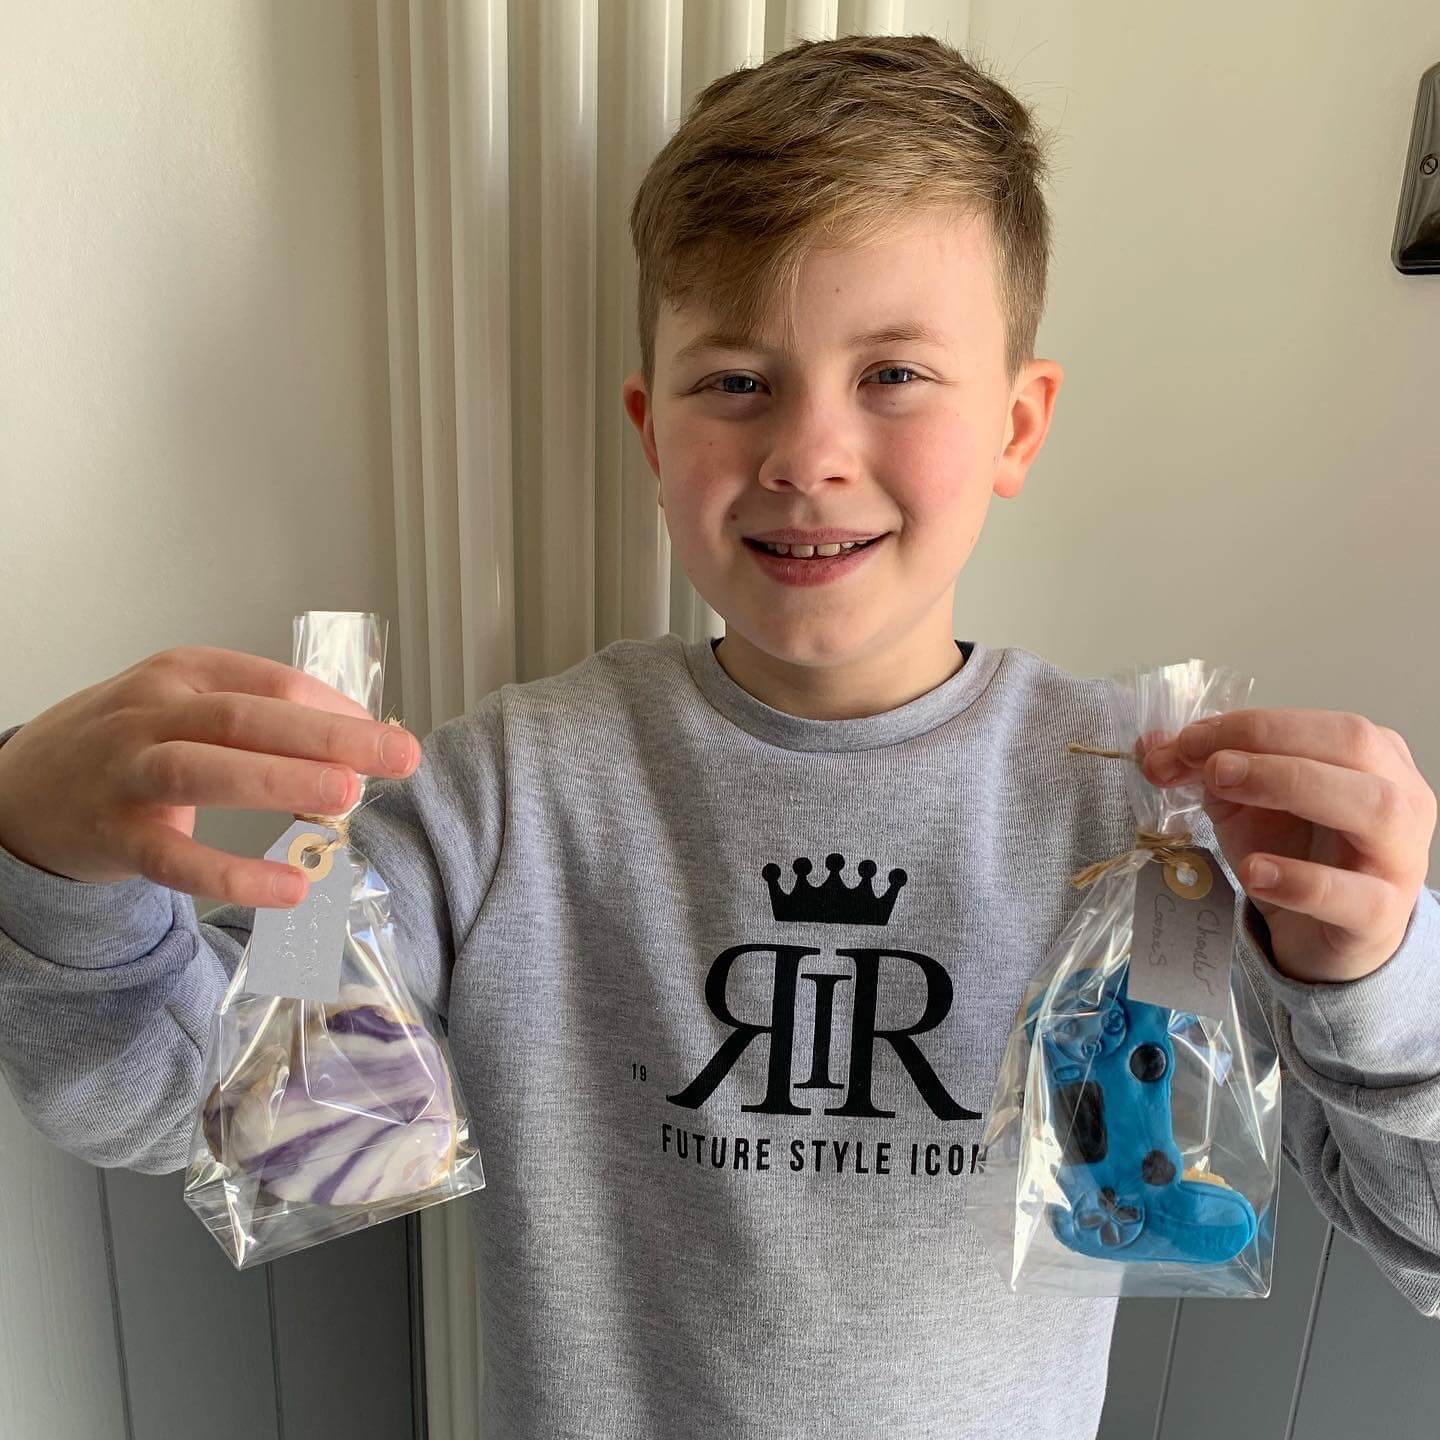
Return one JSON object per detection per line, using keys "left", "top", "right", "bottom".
{"left": 673, "top": 321, "right": 948, "bottom": 363}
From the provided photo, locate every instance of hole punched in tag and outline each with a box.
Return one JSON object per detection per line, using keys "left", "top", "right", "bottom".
{"left": 288, "top": 830, "right": 335, "bottom": 882}
{"left": 1064, "top": 737, "right": 1235, "bottom": 1019}
{"left": 1166, "top": 852, "right": 1213, "bottom": 900}
{"left": 285, "top": 709, "right": 404, "bottom": 886}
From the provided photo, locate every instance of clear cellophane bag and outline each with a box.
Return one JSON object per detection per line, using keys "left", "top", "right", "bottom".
{"left": 965, "top": 659, "right": 1281, "bottom": 1298}
{"left": 183, "top": 611, "right": 484, "bottom": 1269}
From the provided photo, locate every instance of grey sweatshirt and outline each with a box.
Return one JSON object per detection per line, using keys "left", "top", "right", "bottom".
{"left": 2, "top": 633, "right": 1438, "bottom": 1440}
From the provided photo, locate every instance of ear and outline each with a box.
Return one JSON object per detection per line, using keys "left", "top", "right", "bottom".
{"left": 993, "top": 359, "right": 1064, "bottom": 500}
{"left": 622, "top": 372, "right": 663, "bottom": 498}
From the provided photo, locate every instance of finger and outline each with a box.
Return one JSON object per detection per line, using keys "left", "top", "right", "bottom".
{"left": 1237, "top": 852, "right": 1401, "bottom": 947}
{"left": 128, "top": 739, "right": 365, "bottom": 817}
{"left": 160, "top": 645, "right": 378, "bottom": 724}
{"left": 125, "top": 819, "right": 310, "bottom": 909}
{"left": 1195, "top": 750, "right": 1417, "bottom": 865}
{"left": 1166, "top": 708, "right": 1409, "bottom": 781}
{"left": 169, "top": 691, "right": 418, "bottom": 779}
{"left": 1378, "top": 724, "right": 1417, "bottom": 769}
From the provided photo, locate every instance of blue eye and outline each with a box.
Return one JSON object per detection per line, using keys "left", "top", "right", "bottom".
{"left": 707, "top": 366, "right": 922, "bottom": 394}
{"left": 713, "top": 374, "right": 760, "bottom": 395}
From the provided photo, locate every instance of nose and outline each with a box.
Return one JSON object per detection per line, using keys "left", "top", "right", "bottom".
{"left": 755, "top": 392, "right": 860, "bottom": 494}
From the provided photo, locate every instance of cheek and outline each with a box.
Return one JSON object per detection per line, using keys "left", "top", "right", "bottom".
{"left": 883, "top": 414, "right": 986, "bottom": 516}
{"left": 658, "top": 427, "right": 749, "bottom": 514}
{"left": 669, "top": 463, "right": 736, "bottom": 520}
{"left": 655, "top": 409, "right": 728, "bottom": 468}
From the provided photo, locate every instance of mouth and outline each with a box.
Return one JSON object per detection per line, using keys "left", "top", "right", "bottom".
{"left": 742, "top": 533, "right": 887, "bottom": 557}
{"left": 741, "top": 532, "right": 890, "bottom": 587}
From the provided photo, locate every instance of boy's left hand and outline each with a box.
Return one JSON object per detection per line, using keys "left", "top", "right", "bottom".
{"left": 1140, "top": 709, "right": 1437, "bottom": 985}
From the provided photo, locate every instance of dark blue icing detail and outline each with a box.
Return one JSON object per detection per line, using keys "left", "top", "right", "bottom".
{"left": 1054, "top": 1081, "right": 1107, "bottom": 1165}
{"left": 1129, "top": 1042, "right": 1168, "bottom": 1083}
{"left": 1142, "top": 1149, "right": 1177, "bottom": 1185}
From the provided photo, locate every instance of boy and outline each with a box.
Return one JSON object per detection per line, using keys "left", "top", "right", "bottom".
{"left": 1, "top": 33, "right": 1437, "bottom": 1440}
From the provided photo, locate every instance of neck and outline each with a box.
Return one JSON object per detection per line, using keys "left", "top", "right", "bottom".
{"left": 712, "top": 611, "right": 964, "bottom": 720}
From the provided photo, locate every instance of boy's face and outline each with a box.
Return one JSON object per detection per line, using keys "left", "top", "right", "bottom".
{"left": 622, "top": 208, "right": 1062, "bottom": 682}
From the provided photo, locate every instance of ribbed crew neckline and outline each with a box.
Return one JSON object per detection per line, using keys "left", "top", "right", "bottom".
{"left": 675, "top": 632, "right": 999, "bottom": 753}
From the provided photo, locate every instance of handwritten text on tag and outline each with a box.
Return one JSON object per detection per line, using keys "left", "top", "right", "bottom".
{"left": 1127, "top": 847, "right": 1236, "bottom": 1021}
{"left": 246, "top": 820, "right": 351, "bottom": 1003}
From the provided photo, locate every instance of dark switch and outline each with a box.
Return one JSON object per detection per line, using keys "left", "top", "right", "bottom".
{"left": 1392, "top": 61, "right": 1440, "bottom": 274}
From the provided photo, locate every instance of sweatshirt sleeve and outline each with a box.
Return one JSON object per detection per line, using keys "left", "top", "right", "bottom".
{"left": 0, "top": 693, "right": 506, "bottom": 1176}
{"left": 1234, "top": 881, "right": 1440, "bottom": 1318}
{"left": 1182, "top": 807, "right": 1440, "bottom": 1316}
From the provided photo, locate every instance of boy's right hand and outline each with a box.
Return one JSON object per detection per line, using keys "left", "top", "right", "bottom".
{"left": 0, "top": 646, "right": 421, "bottom": 909}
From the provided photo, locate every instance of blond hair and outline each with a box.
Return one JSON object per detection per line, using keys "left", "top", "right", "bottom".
{"left": 629, "top": 33, "right": 1056, "bottom": 392}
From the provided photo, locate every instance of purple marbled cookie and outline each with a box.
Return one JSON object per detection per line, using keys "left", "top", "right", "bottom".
{"left": 205, "top": 985, "right": 458, "bottom": 1206}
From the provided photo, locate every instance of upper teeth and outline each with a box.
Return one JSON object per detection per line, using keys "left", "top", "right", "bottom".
{"left": 757, "top": 539, "right": 870, "bottom": 557}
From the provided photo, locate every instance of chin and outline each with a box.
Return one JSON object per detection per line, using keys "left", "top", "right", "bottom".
{"left": 729, "top": 617, "right": 875, "bottom": 667}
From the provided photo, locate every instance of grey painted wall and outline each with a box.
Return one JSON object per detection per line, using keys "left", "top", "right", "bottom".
{"left": 1099, "top": 1160, "right": 1440, "bottom": 1438}
{"left": 95, "top": 1170, "right": 420, "bottom": 1440}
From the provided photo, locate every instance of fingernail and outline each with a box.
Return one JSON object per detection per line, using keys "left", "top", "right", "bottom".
{"left": 1250, "top": 860, "right": 1279, "bottom": 889}
{"left": 1148, "top": 744, "right": 1184, "bottom": 783}
{"left": 1214, "top": 752, "right": 1248, "bottom": 786}
{"left": 320, "top": 767, "right": 349, "bottom": 806}
{"left": 381, "top": 731, "right": 413, "bottom": 773}
{"left": 1178, "top": 722, "right": 1216, "bottom": 760}
{"left": 275, "top": 871, "right": 306, "bottom": 904}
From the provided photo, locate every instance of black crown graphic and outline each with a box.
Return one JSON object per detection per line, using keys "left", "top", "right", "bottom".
{"left": 762, "top": 853, "right": 908, "bottom": 925}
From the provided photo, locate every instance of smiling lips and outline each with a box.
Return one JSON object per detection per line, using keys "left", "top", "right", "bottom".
{"left": 750, "top": 536, "right": 876, "bottom": 557}
{"left": 743, "top": 531, "right": 890, "bottom": 587}
{"left": 745, "top": 526, "right": 885, "bottom": 547}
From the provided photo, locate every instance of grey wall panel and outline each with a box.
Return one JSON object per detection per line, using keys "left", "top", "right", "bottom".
{"left": 0, "top": 1119, "right": 128, "bottom": 1440}
{"left": 1156, "top": 1160, "right": 1332, "bottom": 1439}
{"left": 104, "top": 1169, "right": 279, "bottom": 1440}
{"left": 1097, "top": 1299, "right": 1178, "bottom": 1438}
{"left": 1291, "top": 1222, "right": 1440, "bottom": 1439}
{"left": 269, "top": 1215, "right": 416, "bottom": 1439}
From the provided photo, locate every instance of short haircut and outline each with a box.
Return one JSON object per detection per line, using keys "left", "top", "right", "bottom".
{"left": 629, "top": 33, "right": 1057, "bottom": 392}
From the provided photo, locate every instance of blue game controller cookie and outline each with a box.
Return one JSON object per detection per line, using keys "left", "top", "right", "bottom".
{"left": 1023, "top": 966, "right": 1258, "bottom": 1265}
